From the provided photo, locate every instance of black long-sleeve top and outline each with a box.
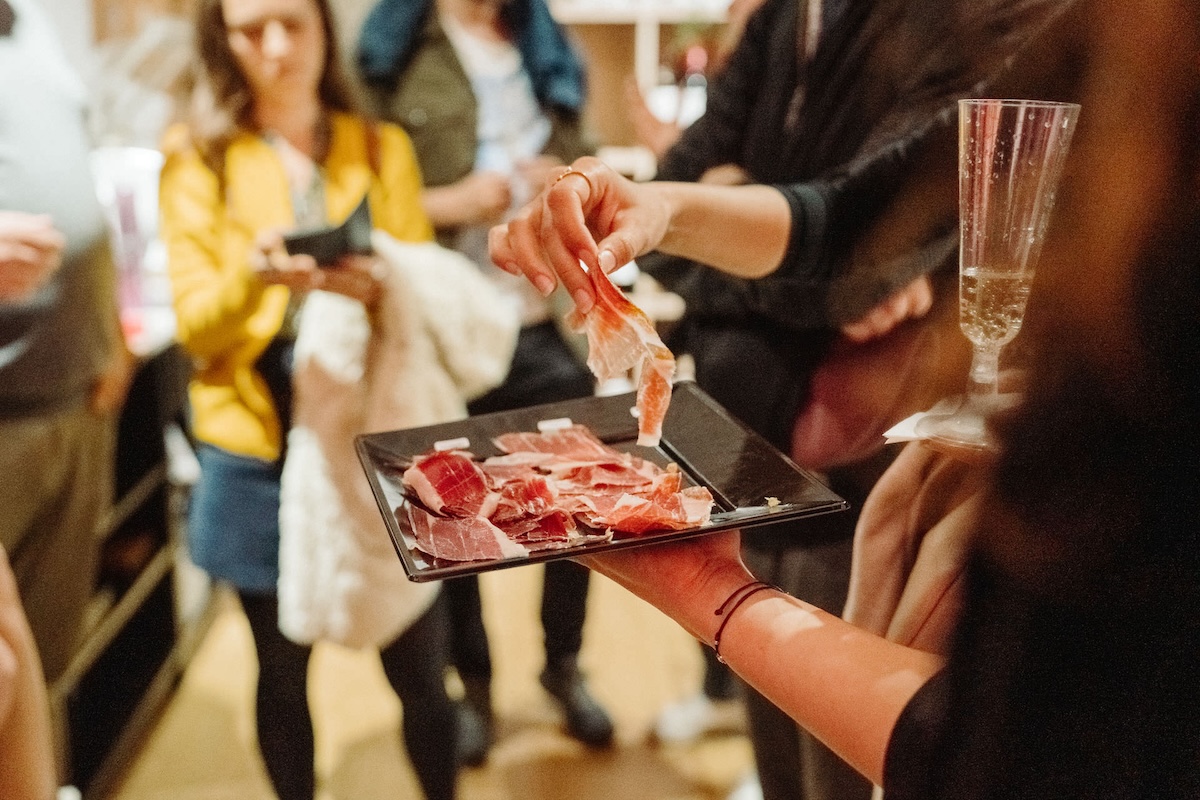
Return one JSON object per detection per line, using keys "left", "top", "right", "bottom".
{"left": 639, "top": 0, "right": 1080, "bottom": 452}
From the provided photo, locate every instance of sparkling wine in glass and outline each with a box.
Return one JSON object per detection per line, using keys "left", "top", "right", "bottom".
{"left": 917, "top": 98, "right": 1081, "bottom": 450}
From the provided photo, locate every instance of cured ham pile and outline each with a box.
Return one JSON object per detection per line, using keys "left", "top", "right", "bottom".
{"left": 567, "top": 264, "right": 676, "bottom": 447}
{"left": 398, "top": 424, "right": 714, "bottom": 563}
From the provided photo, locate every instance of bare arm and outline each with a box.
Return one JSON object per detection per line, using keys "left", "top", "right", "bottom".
{"left": 421, "top": 171, "right": 512, "bottom": 229}
{"left": 0, "top": 549, "right": 56, "bottom": 800}
{"left": 657, "top": 181, "right": 791, "bottom": 276}
{"left": 577, "top": 530, "right": 943, "bottom": 785}
{"left": 489, "top": 156, "right": 791, "bottom": 314}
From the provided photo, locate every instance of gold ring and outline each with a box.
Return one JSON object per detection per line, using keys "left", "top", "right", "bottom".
{"left": 553, "top": 168, "right": 594, "bottom": 195}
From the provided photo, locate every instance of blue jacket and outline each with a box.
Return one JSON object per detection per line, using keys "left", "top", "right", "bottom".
{"left": 357, "top": 0, "right": 586, "bottom": 115}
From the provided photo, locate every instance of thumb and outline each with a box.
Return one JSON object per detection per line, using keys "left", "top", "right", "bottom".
{"left": 594, "top": 236, "right": 639, "bottom": 274}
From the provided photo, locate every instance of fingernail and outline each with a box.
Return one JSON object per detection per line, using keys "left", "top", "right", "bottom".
{"left": 598, "top": 250, "right": 617, "bottom": 272}
{"left": 573, "top": 288, "right": 594, "bottom": 315}
{"left": 534, "top": 275, "right": 556, "bottom": 296}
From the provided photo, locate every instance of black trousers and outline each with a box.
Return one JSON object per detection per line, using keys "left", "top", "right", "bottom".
{"left": 240, "top": 591, "right": 458, "bottom": 800}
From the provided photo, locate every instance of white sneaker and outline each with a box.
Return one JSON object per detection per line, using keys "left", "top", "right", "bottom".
{"left": 726, "top": 771, "right": 764, "bottom": 800}
{"left": 652, "top": 692, "right": 746, "bottom": 744}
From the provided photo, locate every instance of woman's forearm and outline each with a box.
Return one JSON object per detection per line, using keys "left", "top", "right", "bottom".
{"left": 714, "top": 590, "right": 943, "bottom": 786}
{"left": 421, "top": 184, "right": 470, "bottom": 228}
{"left": 652, "top": 182, "right": 792, "bottom": 279}
{"left": 582, "top": 532, "right": 943, "bottom": 787}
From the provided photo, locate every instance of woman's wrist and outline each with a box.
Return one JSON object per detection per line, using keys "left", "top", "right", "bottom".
{"left": 710, "top": 581, "right": 780, "bottom": 663}
{"left": 576, "top": 530, "right": 754, "bottom": 649}
{"left": 674, "top": 561, "right": 763, "bottom": 647}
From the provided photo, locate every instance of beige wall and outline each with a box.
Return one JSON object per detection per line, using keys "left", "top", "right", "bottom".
{"left": 85, "top": 0, "right": 723, "bottom": 149}
{"left": 91, "top": 0, "right": 190, "bottom": 41}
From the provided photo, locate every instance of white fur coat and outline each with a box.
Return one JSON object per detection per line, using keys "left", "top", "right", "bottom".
{"left": 278, "top": 233, "right": 519, "bottom": 648}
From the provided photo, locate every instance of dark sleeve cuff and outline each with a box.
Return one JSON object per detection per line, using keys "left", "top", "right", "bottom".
{"left": 773, "top": 181, "right": 831, "bottom": 283}
{"left": 728, "top": 182, "right": 836, "bottom": 330}
{"left": 883, "top": 668, "right": 951, "bottom": 800}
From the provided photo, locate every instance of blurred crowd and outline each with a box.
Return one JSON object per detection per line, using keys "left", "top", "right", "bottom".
{"left": 4, "top": 1, "right": 1199, "bottom": 799}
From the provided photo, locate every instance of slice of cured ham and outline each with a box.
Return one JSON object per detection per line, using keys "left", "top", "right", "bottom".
{"left": 491, "top": 474, "right": 558, "bottom": 524}
{"left": 402, "top": 450, "right": 499, "bottom": 517}
{"left": 569, "top": 485, "right": 714, "bottom": 534}
{"left": 491, "top": 426, "right": 661, "bottom": 492}
{"left": 493, "top": 424, "right": 615, "bottom": 459}
{"left": 565, "top": 266, "right": 675, "bottom": 447}
{"left": 502, "top": 509, "right": 581, "bottom": 550}
{"left": 405, "top": 504, "right": 528, "bottom": 562}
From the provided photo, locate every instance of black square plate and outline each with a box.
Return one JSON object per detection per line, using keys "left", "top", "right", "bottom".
{"left": 355, "top": 381, "right": 848, "bottom": 582}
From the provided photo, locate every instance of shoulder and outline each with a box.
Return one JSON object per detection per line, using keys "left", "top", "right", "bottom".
{"left": 159, "top": 122, "right": 265, "bottom": 164}
{"left": 158, "top": 123, "right": 216, "bottom": 190}
{"left": 159, "top": 123, "right": 198, "bottom": 159}
{"left": 159, "top": 123, "right": 270, "bottom": 183}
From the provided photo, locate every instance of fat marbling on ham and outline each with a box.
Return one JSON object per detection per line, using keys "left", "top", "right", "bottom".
{"left": 400, "top": 449, "right": 499, "bottom": 517}
{"left": 398, "top": 424, "right": 713, "bottom": 563}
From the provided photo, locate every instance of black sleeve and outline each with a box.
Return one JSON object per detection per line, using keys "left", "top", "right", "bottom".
{"left": 883, "top": 668, "right": 951, "bottom": 800}
{"left": 646, "top": 129, "right": 955, "bottom": 334}
{"left": 747, "top": 113, "right": 959, "bottom": 329}
{"left": 655, "top": 0, "right": 785, "bottom": 183}
{"left": 636, "top": 179, "right": 834, "bottom": 332}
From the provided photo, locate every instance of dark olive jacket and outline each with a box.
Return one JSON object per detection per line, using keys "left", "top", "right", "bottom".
{"left": 358, "top": 2, "right": 593, "bottom": 212}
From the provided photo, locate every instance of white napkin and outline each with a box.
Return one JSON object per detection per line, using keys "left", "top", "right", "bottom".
{"left": 883, "top": 397, "right": 965, "bottom": 443}
{"left": 883, "top": 394, "right": 1022, "bottom": 445}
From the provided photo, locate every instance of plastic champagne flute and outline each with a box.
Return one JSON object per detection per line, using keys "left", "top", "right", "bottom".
{"left": 916, "top": 98, "right": 1081, "bottom": 450}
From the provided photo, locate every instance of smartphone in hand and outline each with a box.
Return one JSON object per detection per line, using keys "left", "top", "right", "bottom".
{"left": 282, "top": 195, "right": 372, "bottom": 267}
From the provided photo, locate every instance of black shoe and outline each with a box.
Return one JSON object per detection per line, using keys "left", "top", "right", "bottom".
{"left": 540, "top": 658, "right": 615, "bottom": 748}
{"left": 455, "top": 676, "right": 493, "bottom": 767}
{"left": 455, "top": 699, "right": 491, "bottom": 767}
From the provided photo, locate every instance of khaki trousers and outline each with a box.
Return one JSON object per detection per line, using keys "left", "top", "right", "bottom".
{"left": 0, "top": 404, "right": 116, "bottom": 685}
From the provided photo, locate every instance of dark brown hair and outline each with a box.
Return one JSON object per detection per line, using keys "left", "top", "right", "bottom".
{"left": 184, "top": 0, "right": 363, "bottom": 172}
{"left": 908, "top": 4, "right": 1200, "bottom": 796}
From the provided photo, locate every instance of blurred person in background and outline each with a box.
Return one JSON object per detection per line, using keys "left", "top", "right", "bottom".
{"left": 356, "top": 0, "right": 614, "bottom": 763}
{"left": 0, "top": 21, "right": 81, "bottom": 782}
{"left": 158, "top": 0, "right": 459, "bottom": 796}
{"left": 0, "top": 0, "right": 132, "bottom": 701}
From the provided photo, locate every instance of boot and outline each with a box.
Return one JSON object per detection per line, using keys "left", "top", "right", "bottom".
{"left": 456, "top": 676, "right": 493, "bottom": 767}
{"left": 539, "top": 657, "right": 614, "bottom": 748}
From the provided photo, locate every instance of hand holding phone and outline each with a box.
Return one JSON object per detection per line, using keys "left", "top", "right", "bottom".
{"left": 282, "top": 195, "right": 373, "bottom": 267}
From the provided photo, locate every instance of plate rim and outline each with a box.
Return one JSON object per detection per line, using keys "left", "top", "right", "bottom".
{"left": 356, "top": 381, "right": 849, "bottom": 582}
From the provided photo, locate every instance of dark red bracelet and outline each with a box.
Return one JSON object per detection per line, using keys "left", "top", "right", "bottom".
{"left": 711, "top": 580, "right": 778, "bottom": 664}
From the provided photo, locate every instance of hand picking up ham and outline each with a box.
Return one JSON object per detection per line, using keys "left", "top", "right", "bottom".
{"left": 399, "top": 424, "right": 714, "bottom": 563}
{"left": 567, "top": 264, "right": 676, "bottom": 447}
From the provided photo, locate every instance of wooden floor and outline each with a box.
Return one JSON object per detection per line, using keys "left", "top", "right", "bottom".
{"left": 106, "top": 564, "right": 753, "bottom": 800}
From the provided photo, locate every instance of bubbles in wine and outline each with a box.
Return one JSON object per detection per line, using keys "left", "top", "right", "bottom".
{"left": 959, "top": 266, "right": 1032, "bottom": 347}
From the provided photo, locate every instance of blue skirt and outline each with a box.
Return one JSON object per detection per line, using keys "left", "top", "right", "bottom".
{"left": 188, "top": 443, "right": 282, "bottom": 593}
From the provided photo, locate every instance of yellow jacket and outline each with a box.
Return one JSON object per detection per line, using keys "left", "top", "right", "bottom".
{"left": 158, "top": 113, "right": 433, "bottom": 461}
